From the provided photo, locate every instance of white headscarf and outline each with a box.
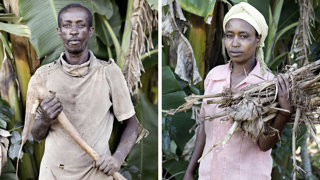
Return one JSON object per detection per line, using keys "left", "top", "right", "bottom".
{"left": 223, "top": 2, "right": 269, "bottom": 74}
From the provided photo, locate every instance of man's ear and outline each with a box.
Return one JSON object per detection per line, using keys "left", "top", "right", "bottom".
{"left": 89, "top": 27, "right": 95, "bottom": 37}
{"left": 57, "top": 27, "right": 62, "bottom": 37}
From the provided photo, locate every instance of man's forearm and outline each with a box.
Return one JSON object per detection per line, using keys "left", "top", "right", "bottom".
{"left": 113, "top": 115, "right": 139, "bottom": 164}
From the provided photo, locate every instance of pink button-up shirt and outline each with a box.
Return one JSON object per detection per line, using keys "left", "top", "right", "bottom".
{"left": 198, "top": 60, "right": 274, "bottom": 180}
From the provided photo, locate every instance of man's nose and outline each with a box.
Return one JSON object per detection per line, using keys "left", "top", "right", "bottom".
{"left": 70, "top": 26, "right": 79, "bottom": 35}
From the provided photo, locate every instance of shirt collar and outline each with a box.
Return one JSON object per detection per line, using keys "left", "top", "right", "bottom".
{"left": 59, "top": 51, "right": 95, "bottom": 77}
{"left": 207, "top": 59, "right": 265, "bottom": 88}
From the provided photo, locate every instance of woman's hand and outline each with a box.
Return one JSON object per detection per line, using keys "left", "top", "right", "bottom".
{"left": 277, "top": 74, "right": 293, "bottom": 118}
{"left": 183, "top": 171, "right": 195, "bottom": 180}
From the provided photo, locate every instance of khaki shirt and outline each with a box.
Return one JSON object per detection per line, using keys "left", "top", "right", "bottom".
{"left": 27, "top": 51, "right": 135, "bottom": 180}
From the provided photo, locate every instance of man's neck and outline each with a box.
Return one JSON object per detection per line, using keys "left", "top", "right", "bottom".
{"left": 64, "top": 49, "right": 90, "bottom": 65}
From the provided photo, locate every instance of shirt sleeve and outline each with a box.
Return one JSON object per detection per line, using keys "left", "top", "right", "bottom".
{"left": 105, "top": 62, "right": 135, "bottom": 121}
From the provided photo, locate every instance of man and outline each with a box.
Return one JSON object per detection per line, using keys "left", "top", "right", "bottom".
{"left": 29, "top": 3, "right": 139, "bottom": 179}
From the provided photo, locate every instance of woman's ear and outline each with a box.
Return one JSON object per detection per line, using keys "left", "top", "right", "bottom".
{"left": 256, "top": 34, "right": 262, "bottom": 46}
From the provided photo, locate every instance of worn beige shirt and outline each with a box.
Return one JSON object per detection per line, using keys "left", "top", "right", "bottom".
{"left": 27, "top": 51, "right": 135, "bottom": 180}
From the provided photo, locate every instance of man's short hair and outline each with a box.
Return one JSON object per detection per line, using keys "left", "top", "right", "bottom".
{"left": 58, "top": 3, "right": 93, "bottom": 28}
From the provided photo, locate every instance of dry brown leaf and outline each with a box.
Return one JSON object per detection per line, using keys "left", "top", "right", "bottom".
{"left": 0, "top": 129, "right": 10, "bottom": 175}
{"left": 290, "top": 0, "right": 315, "bottom": 65}
{"left": 123, "top": 0, "right": 157, "bottom": 94}
{"left": 162, "top": 0, "right": 202, "bottom": 85}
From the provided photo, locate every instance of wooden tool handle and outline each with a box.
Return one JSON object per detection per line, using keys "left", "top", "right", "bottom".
{"left": 57, "top": 112, "right": 126, "bottom": 180}
{"left": 36, "top": 87, "right": 126, "bottom": 180}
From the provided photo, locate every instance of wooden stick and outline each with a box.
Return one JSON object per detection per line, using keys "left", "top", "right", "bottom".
{"left": 37, "top": 88, "right": 126, "bottom": 180}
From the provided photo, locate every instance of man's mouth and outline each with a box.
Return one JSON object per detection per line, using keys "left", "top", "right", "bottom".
{"left": 68, "top": 40, "right": 80, "bottom": 45}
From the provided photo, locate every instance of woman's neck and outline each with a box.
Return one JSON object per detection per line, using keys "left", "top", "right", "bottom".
{"left": 231, "top": 57, "right": 256, "bottom": 76}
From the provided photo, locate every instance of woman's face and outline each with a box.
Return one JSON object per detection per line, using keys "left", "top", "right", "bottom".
{"left": 224, "top": 18, "right": 261, "bottom": 64}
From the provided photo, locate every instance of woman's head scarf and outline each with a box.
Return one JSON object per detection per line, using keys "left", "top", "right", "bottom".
{"left": 223, "top": 2, "right": 269, "bottom": 74}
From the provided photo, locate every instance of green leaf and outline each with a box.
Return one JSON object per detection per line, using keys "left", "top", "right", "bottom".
{"left": 0, "top": 13, "right": 22, "bottom": 23}
{"left": 164, "top": 112, "right": 194, "bottom": 151}
{"left": 0, "top": 119, "right": 7, "bottom": 129}
{"left": 126, "top": 92, "right": 158, "bottom": 179}
{"left": 10, "top": 131, "right": 21, "bottom": 144}
{"left": 0, "top": 113, "right": 11, "bottom": 122}
{"left": 18, "top": 0, "right": 99, "bottom": 64}
{"left": 162, "top": 66, "right": 182, "bottom": 95}
{"left": 163, "top": 159, "right": 189, "bottom": 180}
{"left": 0, "top": 22, "right": 30, "bottom": 37}
{"left": 147, "top": 0, "right": 158, "bottom": 10}
{"left": 162, "top": 91, "right": 187, "bottom": 110}
{"left": 92, "top": 0, "right": 113, "bottom": 19}
{"left": 8, "top": 143, "right": 22, "bottom": 159}
{"left": 0, "top": 104, "right": 13, "bottom": 118}
{"left": 1, "top": 160, "right": 15, "bottom": 174}
{"left": 178, "top": 0, "right": 216, "bottom": 21}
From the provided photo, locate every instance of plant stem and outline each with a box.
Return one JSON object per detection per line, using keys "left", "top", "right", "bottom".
{"left": 101, "top": 15, "right": 121, "bottom": 62}
{"left": 119, "top": 0, "right": 134, "bottom": 69}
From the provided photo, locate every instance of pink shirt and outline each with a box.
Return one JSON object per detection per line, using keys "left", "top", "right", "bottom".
{"left": 198, "top": 60, "right": 274, "bottom": 180}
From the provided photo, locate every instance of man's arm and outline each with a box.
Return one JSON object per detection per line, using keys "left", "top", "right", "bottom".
{"left": 31, "top": 93, "right": 62, "bottom": 141}
{"left": 257, "top": 74, "right": 293, "bottom": 151}
{"left": 95, "top": 115, "right": 139, "bottom": 175}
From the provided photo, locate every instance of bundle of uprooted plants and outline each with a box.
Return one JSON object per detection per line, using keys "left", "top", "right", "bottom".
{"left": 164, "top": 59, "right": 320, "bottom": 174}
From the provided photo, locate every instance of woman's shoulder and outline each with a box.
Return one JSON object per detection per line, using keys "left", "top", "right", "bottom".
{"left": 206, "top": 63, "right": 230, "bottom": 80}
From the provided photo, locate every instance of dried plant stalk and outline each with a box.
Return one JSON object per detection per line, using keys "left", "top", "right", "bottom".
{"left": 164, "top": 59, "right": 320, "bottom": 164}
{"left": 123, "top": 0, "right": 157, "bottom": 94}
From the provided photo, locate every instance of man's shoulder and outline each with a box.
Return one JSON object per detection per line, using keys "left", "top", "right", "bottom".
{"left": 33, "top": 60, "right": 60, "bottom": 76}
{"left": 95, "top": 58, "right": 122, "bottom": 72}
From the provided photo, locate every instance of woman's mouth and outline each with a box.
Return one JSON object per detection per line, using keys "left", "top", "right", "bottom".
{"left": 229, "top": 51, "right": 243, "bottom": 57}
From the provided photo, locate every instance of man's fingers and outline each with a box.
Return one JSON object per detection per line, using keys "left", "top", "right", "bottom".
{"left": 103, "top": 164, "right": 112, "bottom": 175}
{"left": 41, "top": 94, "right": 56, "bottom": 104}
{"left": 99, "top": 159, "right": 109, "bottom": 172}
{"left": 50, "top": 106, "right": 63, "bottom": 119}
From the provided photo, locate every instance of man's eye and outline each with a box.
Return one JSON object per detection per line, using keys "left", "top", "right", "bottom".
{"left": 240, "top": 35, "right": 248, "bottom": 39}
{"left": 78, "top": 24, "right": 85, "bottom": 28}
{"left": 63, "top": 24, "right": 71, "bottom": 28}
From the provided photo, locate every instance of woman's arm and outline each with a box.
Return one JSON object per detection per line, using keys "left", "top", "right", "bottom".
{"left": 257, "top": 74, "right": 293, "bottom": 151}
{"left": 184, "top": 121, "right": 206, "bottom": 180}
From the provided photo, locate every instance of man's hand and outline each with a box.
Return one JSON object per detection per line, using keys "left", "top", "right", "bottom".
{"left": 94, "top": 154, "right": 121, "bottom": 176}
{"left": 38, "top": 93, "right": 63, "bottom": 125}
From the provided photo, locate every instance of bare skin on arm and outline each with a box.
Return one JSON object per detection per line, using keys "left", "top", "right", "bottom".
{"left": 94, "top": 115, "right": 139, "bottom": 176}
{"left": 31, "top": 93, "right": 62, "bottom": 141}
{"left": 184, "top": 122, "right": 205, "bottom": 180}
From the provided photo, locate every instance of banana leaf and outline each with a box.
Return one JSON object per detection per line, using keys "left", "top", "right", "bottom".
{"left": 18, "top": 0, "right": 114, "bottom": 64}
{"left": 178, "top": 0, "right": 216, "bottom": 23}
{"left": 126, "top": 92, "right": 158, "bottom": 180}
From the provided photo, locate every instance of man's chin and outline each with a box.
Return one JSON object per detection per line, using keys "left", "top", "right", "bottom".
{"left": 66, "top": 48, "right": 84, "bottom": 54}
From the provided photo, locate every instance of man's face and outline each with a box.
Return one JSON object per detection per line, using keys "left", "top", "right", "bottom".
{"left": 57, "top": 8, "right": 94, "bottom": 54}
{"left": 224, "top": 18, "right": 261, "bottom": 64}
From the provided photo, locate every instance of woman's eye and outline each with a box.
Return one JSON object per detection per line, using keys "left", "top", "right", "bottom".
{"left": 226, "top": 34, "right": 233, "bottom": 38}
{"left": 240, "top": 35, "right": 247, "bottom": 39}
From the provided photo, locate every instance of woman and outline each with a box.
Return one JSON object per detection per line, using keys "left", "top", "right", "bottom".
{"left": 184, "top": 2, "right": 293, "bottom": 180}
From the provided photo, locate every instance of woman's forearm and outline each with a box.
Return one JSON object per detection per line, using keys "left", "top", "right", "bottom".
{"left": 185, "top": 122, "right": 206, "bottom": 174}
